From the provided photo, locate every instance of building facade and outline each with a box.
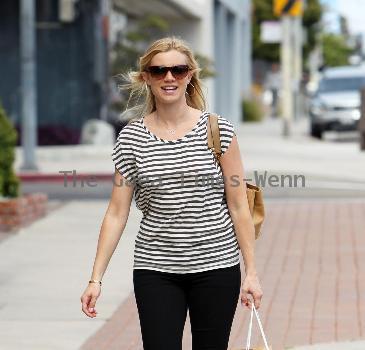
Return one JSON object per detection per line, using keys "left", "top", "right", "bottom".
{"left": 0, "top": 0, "right": 108, "bottom": 145}
{"left": 0, "top": 0, "right": 251, "bottom": 145}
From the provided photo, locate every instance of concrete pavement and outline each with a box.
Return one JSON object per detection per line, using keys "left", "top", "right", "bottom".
{"left": 0, "top": 200, "right": 142, "bottom": 350}
{"left": 237, "top": 116, "right": 365, "bottom": 184}
{"left": 14, "top": 115, "right": 365, "bottom": 185}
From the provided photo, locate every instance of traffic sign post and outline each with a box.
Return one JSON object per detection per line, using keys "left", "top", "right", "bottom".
{"left": 274, "top": 0, "right": 303, "bottom": 17}
{"left": 274, "top": 0, "right": 304, "bottom": 136}
{"left": 281, "top": 15, "right": 293, "bottom": 137}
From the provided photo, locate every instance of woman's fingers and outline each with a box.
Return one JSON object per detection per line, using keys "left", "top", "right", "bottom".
{"left": 88, "top": 296, "right": 98, "bottom": 313}
{"left": 241, "top": 291, "right": 248, "bottom": 305}
{"left": 241, "top": 286, "right": 252, "bottom": 309}
{"left": 81, "top": 295, "right": 91, "bottom": 316}
{"left": 252, "top": 288, "right": 263, "bottom": 309}
{"left": 81, "top": 293, "right": 98, "bottom": 318}
{"left": 240, "top": 277, "right": 263, "bottom": 310}
{"left": 242, "top": 293, "right": 259, "bottom": 310}
{"left": 253, "top": 292, "right": 261, "bottom": 309}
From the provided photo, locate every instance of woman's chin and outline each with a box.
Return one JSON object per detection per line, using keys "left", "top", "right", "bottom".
{"left": 156, "top": 94, "right": 182, "bottom": 103}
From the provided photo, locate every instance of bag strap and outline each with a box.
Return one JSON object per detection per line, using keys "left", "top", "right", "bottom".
{"left": 207, "top": 113, "right": 222, "bottom": 163}
{"left": 245, "top": 303, "right": 270, "bottom": 350}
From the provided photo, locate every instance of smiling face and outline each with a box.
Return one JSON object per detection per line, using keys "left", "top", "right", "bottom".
{"left": 141, "top": 50, "right": 194, "bottom": 105}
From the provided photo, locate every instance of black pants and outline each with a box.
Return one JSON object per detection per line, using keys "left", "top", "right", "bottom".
{"left": 133, "top": 263, "right": 241, "bottom": 350}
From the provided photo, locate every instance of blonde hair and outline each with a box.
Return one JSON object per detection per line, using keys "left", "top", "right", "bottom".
{"left": 117, "top": 36, "right": 207, "bottom": 123}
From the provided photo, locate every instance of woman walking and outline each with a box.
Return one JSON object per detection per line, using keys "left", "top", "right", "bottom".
{"left": 80, "top": 36, "right": 263, "bottom": 350}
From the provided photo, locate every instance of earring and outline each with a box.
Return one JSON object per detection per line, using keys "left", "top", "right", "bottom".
{"left": 185, "top": 82, "right": 196, "bottom": 96}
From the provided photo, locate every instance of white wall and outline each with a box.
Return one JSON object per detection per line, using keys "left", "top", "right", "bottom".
{"left": 167, "top": 0, "right": 215, "bottom": 112}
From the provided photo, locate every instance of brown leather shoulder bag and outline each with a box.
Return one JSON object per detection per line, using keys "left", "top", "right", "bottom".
{"left": 207, "top": 113, "right": 265, "bottom": 239}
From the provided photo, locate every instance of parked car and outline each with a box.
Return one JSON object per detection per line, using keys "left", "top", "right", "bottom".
{"left": 309, "top": 65, "right": 365, "bottom": 139}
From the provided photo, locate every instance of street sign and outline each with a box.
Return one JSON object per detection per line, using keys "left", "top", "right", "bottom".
{"left": 274, "top": 0, "right": 303, "bottom": 17}
{"left": 261, "top": 21, "right": 282, "bottom": 43}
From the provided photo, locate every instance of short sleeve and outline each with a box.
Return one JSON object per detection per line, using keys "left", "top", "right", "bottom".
{"left": 111, "top": 127, "right": 137, "bottom": 183}
{"left": 217, "top": 115, "right": 236, "bottom": 155}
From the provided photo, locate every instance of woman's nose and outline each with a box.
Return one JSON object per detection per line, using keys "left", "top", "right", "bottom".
{"left": 164, "top": 70, "right": 175, "bottom": 80}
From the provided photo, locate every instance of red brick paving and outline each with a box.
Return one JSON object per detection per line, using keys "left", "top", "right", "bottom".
{"left": 80, "top": 200, "right": 365, "bottom": 350}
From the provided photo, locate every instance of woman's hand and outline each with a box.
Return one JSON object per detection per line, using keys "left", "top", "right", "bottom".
{"left": 80, "top": 284, "right": 101, "bottom": 318}
{"left": 240, "top": 273, "right": 263, "bottom": 310}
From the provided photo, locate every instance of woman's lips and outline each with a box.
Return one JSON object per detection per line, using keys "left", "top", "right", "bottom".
{"left": 161, "top": 87, "right": 178, "bottom": 94}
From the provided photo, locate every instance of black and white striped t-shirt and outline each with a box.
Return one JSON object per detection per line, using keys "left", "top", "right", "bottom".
{"left": 111, "top": 110, "right": 240, "bottom": 274}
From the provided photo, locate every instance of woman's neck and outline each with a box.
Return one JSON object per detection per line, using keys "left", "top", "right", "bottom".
{"left": 153, "top": 103, "right": 193, "bottom": 127}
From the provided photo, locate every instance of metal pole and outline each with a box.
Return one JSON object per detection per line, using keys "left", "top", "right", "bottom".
{"left": 293, "top": 15, "right": 302, "bottom": 121}
{"left": 20, "top": 0, "right": 38, "bottom": 171}
{"left": 94, "top": 0, "right": 109, "bottom": 121}
{"left": 281, "top": 15, "right": 293, "bottom": 137}
{"left": 102, "top": 0, "right": 110, "bottom": 122}
{"left": 242, "top": 0, "right": 252, "bottom": 98}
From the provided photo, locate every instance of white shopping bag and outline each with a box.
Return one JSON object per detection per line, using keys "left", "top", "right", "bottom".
{"left": 233, "top": 302, "right": 272, "bottom": 350}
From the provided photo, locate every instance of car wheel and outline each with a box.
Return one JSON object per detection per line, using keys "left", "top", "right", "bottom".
{"left": 310, "top": 123, "right": 323, "bottom": 139}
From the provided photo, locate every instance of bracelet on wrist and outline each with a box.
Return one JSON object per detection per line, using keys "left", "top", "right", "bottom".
{"left": 89, "top": 279, "right": 102, "bottom": 286}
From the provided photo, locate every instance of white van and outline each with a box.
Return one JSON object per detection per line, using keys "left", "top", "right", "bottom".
{"left": 309, "top": 65, "right": 365, "bottom": 138}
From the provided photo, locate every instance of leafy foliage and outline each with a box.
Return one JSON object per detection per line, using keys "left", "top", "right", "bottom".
{"left": 302, "top": 0, "right": 322, "bottom": 64}
{"left": 242, "top": 98, "right": 264, "bottom": 122}
{"left": 252, "top": 0, "right": 280, "bottom": 62}
{"left": 0, "top": 102, "right": 20, "bottom": 198}
{"left": 322, "top": 33, "right": 354, "bottom": 67}
{"left": 252, "top": 0, "right": 323, "bottom": 65}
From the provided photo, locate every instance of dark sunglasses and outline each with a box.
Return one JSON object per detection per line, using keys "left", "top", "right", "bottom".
{"left": 144, "top": 65, "right": 191, "bottom": 80}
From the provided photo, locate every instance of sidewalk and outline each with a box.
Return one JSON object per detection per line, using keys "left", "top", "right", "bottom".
{"left": 14, "top": 144, "right": 114, "bottom": 180}
{"left": 14, "top": 115, "right": 365, "bottom": 185}
{"left": 2, "top": 116, "right": 364, "bottom": 349}
{"left": 236, "top": 116, "right": 365, "bottom": 184}
{"left": 1, "top": 199, "right": 364, "bottom": 349}
{"left": 0, "top": 200, "right": 142, "bottom": 350}
{"left": 78, "top": 199, "right": 365, "bottom": 350}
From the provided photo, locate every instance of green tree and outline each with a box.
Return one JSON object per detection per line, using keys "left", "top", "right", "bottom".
{"left": 302, "top": 0, "right": 322, "bottom": 66}
{"left": 252, "top": 0, "right": 323, "bottom": 64}
{"left": 322, "top": 33, "right": 354, "bottom": 67}
{"left": 252, "top": 0, "right": 280, "bottom": 62}
{"left": 0, "top": 102, "right": 20, "bottom": 198}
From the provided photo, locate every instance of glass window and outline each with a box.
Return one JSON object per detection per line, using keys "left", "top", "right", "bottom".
{"left": 318, "top": 76, "right": 365, "bottom": 92}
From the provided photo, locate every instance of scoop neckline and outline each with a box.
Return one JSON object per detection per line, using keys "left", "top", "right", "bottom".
{"left": 141, "top": 110, "right": 207, "bottom": 143}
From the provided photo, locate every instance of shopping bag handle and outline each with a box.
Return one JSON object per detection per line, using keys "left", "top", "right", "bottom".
{"left": 245, "top": 302, "right": 270, "bottom": 350}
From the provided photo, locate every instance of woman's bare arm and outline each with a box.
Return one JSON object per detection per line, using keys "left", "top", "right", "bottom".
{"left": 219, "top": 135, "right": 257, "bottom": 276}
{"left": 89, "top": 169, "right": 135, "bottom": 282}
{"left": 219, "top": 134, "right": 263, "bottom": 309}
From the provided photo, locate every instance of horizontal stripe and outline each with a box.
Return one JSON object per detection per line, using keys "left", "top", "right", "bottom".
{"left": 111, "top": 110, "right": 240, "bottom": 273}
